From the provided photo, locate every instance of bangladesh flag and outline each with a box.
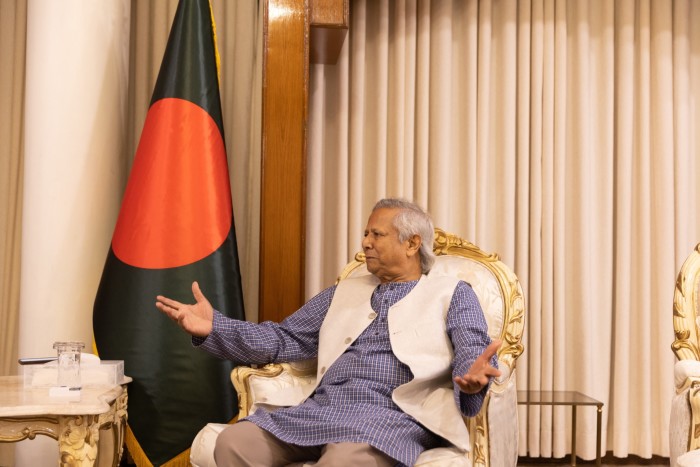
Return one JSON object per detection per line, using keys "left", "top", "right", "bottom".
{"left": 93, "top": 0, "right": 245, "bottom": 465}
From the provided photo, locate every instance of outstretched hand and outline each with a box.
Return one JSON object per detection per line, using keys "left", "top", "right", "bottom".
{"left": 454, "top": 339, "right": 502, "bottom": 394}
{"left": 156, "top": 281, "right": 214, "bottom": 337}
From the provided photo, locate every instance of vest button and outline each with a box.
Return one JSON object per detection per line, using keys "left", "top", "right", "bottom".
{"left": 368, "top": 312, "right": 377, "bottom": 319}
{"left": 344, "top": 337, "right": 352, "bottom": 344}
{"left": 320, "top": 366, "right": 326, "bottom": 374}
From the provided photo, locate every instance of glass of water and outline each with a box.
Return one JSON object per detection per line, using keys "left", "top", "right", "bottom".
{"left": 53, "top": 341, "right": 85, "bottom": 389}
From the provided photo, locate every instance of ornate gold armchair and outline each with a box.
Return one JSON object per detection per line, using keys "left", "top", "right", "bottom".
{"left": 671, "top": 243, "right": 700, "bottom": 466}
{"left": 190, "top": 229, "right": 525, "bottom": 467}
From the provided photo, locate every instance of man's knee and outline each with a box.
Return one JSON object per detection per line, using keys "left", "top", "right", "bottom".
{"left": 316, "top": 442, "right": 395, "bottom": 467}
{"left": 213, "top": 421, "right": 258, "bottom": 463}
{"left": 214, "top": 421, "right": 311, "bottom": 466}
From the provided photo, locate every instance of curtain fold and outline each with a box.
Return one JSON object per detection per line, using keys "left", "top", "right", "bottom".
{"left": 0, "top": 0, "right": 26, "bottom": 379}
{"left": 0, "top": 1, "right": 27, "bottom": 464}
{"left": 307, "top": 0, "right": 700, "bottom": 459}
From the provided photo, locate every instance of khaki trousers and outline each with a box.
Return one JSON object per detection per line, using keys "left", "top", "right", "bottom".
{"left": 214, "top": 421, "right": 396, "bottom": 467}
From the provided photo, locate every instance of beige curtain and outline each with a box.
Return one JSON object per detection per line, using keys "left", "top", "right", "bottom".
{"left": 307, "top": 0, "right": 700, "bottom": 460}
{"left": 0, "top": 0, "right": 26, "bottom": 378}
{"left": 0, "top": 0, "right": 261, "bottom": 375}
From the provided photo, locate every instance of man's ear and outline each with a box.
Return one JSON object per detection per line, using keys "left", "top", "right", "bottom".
{"left": 406, "top": 234, "right": 421, "bottom": 256}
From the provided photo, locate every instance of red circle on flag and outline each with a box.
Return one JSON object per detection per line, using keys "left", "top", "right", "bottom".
{"left": 112, "top": 98, "right": 232, "bottom": 269}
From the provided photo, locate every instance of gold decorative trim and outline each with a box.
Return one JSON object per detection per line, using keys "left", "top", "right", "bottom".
{"left": 467, "top": 392, "right": 490, "bottom": 467}
{"left": 232, "top": 364, "right": 284, "bottom": 418}
{"left": 672, "top": 244, "right": 700, "bottom": 456}
{"left": 690, "top": 381, "right": 700, "bottom": 451}
{"left": 0, "top": 416, "right": 60, "bottom": 442}
{"left": 672, "top": 243, "right": 700, "bottom": 361}
{"left": 432, "top": 228, "right": 525, "bottom": 372}
{"left": 57, "top": 414, "right": 101, "bottom": 466}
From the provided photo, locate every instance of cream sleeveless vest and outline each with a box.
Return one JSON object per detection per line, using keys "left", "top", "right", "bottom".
{"left": 264, "top": 274, "right": 471, "bottom": 452}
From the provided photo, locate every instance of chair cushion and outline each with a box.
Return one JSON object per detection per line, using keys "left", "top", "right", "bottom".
{"left": 677, "top": 448, "right": 700, "bottom": 467}
{"left": 414, "top": 447, "right": 471, "bottom": 466}
{"left": 190, "top": 423, "right": 228, "bottom": 467}
{"left": 248, "top": 361, "right": 317, "bottom": 413}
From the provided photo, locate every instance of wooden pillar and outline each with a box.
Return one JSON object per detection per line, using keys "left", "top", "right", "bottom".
{"left": 259, "top": 0, "right": 347, "bottom": 322}
{"left": 259, "top": 0, "right": 308, "bottom": 323}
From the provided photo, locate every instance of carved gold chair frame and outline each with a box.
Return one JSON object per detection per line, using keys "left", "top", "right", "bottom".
{"left": 672, "top": 243, "right": 700, "bottom": 453}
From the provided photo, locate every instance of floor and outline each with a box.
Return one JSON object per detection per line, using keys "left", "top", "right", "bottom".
{"left": 518, "top": 453, "right": 670, "bottom": 466}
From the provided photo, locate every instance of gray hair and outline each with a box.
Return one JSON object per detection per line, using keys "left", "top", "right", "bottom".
{"left": 372, "top": 198, "right": 436, "bottom": 274}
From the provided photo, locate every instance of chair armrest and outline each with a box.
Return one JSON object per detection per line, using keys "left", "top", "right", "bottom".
{"left": 671, "top": 381, "right": 700, "bottom": 466}
{"left": 190, "top": 423, "right": 228, "bottom": 467}
{"left": 231, "top": 359, "right": 317, "bottom": 418}
{"left": 465, "top": 363, "right": 517, "bottom": 467}
{"left": 191, "top": 360, "right": 314, "bottom": 467}
{"left": 491, "top": 359, "right": 512, "bottom": 390}
{"left": 483, "top": 368, "right": 518, "bottom": 467}
{"left": 670, "top": 361, "right": 700, "bottom": 466}
{"left": 675, "top": 360, "right": 700, "bottom": 392}
{"left": 672, "top": 360, "right": 700, "bottom": 455}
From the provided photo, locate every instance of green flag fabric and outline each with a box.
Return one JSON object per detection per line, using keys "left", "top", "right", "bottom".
{"left": 93, "top": 0, "right": 245, "bottom": 465}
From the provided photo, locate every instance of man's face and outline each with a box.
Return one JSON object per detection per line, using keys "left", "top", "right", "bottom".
{"left": 362, "top": 207, "right": 420, "bottom": 283}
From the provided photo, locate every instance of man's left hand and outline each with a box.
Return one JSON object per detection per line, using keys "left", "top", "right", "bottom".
{"left": 454, "top": 340, "right": 502, "bottom": 394}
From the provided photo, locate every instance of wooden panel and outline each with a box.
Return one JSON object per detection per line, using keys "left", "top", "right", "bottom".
{"left": 259, "top": 0, "right": 348, "bottom": 321}
{"left": 310, "top": 0, "right": 348, "bottom": 65}
{"left": 310, "top": 0, "right": 347, "bottom": 26}
{"left": 259, "top": 0, "right": 308, "bottom": 323}
{"left": 310, "top": 27, "right": 347, "bottom": 65}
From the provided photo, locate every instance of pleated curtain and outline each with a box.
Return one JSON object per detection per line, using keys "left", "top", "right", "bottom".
{"left": 3, "top": 0, "right": 700, "bottom": 462}
{"left": 306, "top": 0, "right": 700, "bottom": 459}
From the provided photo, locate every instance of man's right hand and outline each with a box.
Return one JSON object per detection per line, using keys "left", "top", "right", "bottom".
{"left": 156, "top": 281, "right": 214, "bottom": 337}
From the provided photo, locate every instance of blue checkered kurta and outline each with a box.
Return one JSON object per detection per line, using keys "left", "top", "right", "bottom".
{"left": 196, "top": 279, "right": 495, "bottom": 466}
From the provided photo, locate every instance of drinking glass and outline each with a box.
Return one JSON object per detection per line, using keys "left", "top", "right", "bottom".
{"left": 53, "top": 341, "right": 85, "bottom": 389}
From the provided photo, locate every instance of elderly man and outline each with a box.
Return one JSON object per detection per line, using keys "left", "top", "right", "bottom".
{"left": 156, "top": 198, "right": 500, "bottom": 467}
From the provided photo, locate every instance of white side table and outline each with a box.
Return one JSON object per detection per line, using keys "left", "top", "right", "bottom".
{"left": 0, "top": 375, "right": 131, "bottom": 466}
